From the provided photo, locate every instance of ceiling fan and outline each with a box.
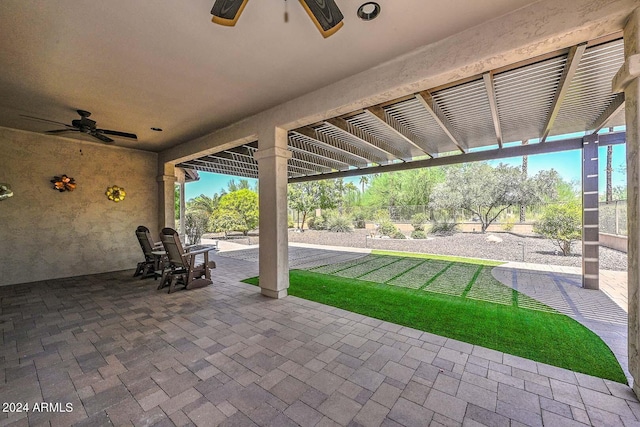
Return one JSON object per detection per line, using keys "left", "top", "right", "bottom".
{"left": 211, "top": 0, "right": 344, "bottom": 38}
{"left": 20, "top": 110, "right": 137, "bottom": 144}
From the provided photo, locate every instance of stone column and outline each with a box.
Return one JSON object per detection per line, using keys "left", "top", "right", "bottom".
{"left": 254, "top": 126, "right": 292, "bottom": 298}
{"left": 614, "top": 7, "right": 640, "bottom": 396}
{"left": 157, "top": 162, "right": 176, "bottom": 232}
{"left": 582, "top": 134, "right": 599, "bottom": 290}
{"left": 174, "top": 168, "right": 187, "bottom": 242}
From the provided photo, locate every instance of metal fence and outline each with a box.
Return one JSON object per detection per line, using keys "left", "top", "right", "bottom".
{"left": 339, "top": 204, "right": 549, "bottom": 224}
{"left": 293, "top": 200, "right": 628, "bottom": 235}
{"left": 600, "top": 200, "right": 627, "bottom": 236}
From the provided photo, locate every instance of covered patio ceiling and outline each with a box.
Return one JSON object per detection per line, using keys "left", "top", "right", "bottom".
{"left": 178, "top": 35, "right": 626, "bottom": 180}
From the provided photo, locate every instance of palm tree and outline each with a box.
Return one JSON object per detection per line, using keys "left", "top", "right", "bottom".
{"left": 344, "top": 182, "right": 358, "bottom": 207}
{"left": 187, "top": 194, "right": 220, "bottom": 217}
{"left": 359, "top": 175, "right": 369, "bottom": 194}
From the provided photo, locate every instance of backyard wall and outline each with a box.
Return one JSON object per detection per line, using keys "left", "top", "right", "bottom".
{"left": 600, "top": 232, "right": 628, "bottom": 253}
{"left": 0, "top": 127, "right": 158, "bottom": 286}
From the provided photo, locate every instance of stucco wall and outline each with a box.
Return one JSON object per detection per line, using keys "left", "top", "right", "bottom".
{"left": 600, "top": 232, "right": 628, "bottom": 253}
{"left": 0, "top": 127, "right": 159, "bottom": 286}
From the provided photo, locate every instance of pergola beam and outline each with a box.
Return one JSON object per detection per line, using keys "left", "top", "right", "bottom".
{"left": 288, "top": 134, "right": 360, "bottom": 168}
{"left": 325, "top": 117, "right": 409, "bottom": 161}
{"left": 180, "top": 159, "right": 259, "bottom": 178}
{"left": 237, "top": 145, "right": 329, "bottom": 174}
{"left": 288, "top": 132, "right": 626, "bottom": 182}
{"left": 287, "top": 144, "right": 351, "bottom": 171}
{"left": 541, "top": 42, "right": 587, "bottom": 142}
{"left": 292, "top": 127, "right": 375, "bottom": 165}
{"left": 483, "top": 72, "right": 503, "bottom": 148}
{"left": 415, "top": 91, "right": 467, "bottom": 153}
{"left": 591, "top": 92, "right": 625, "bottom": 134}
{"left": 364, "top": 106, "right": 435, "bottom": 157}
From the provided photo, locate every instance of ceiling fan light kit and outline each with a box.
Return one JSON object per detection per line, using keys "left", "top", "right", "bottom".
{"left": 357, "top": 2, "right": 380, "bottom": 21}
{"left": 210, "top": 0, "right": 344, "bottom": 38}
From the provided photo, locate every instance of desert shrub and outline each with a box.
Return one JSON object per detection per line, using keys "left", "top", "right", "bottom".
{"left": 411, "top": 213, "right": 429, "bottom": 231}
{"left": 411, "top": 230, "right": 427, "bottom": 239}
{"left": 430, "top": 221, "right": 459, "bottom": 236}
{"left": 378, "top": 220, "right": 398, "bottom": 237}
{"left": 373, "top": 209, "right": 391, "bottom": 223}
{"left": 185, "top": 211, "right": 209, "bottom": 244}
{"left": 352, "top": 209, "right": 366, "bottom": 229}
{"left": 502, "top": 216, "right": 515, "bottom": 232}
{"left": 393, "top": 230, "right": 407, "bottom": 239}
{"left": 288, "top": 215, "right": 295, "bottom": 228}
{"left": 534, "top": 202, "right": 582, "bottom": 256}
{"left": 327, "top": 215, "right": 353, "bottom": 232}
{"left": 307, "top": 215, "right": 327, "bottom": 230}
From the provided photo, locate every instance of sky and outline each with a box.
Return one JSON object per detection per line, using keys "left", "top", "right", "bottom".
{"left": 183, "top": 137, "right": 628, "bottom": 201}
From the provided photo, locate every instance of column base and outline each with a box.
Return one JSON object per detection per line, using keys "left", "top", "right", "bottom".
{"left": 583, "top": 275, "right": 600, "bottom": 290}
{"left": 261, "top": 288, "right": 288, "bottom": 299}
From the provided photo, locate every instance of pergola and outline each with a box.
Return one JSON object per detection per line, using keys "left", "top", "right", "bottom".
{"left": 179, "top": 38, "right": 625, "bottom": 181}
{"left": 177, "top": 36, "right": 627, "bottom": 290}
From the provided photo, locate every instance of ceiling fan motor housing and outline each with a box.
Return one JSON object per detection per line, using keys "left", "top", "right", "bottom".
{"left": 72, "top": 117, "right": 96, "bottom": 131}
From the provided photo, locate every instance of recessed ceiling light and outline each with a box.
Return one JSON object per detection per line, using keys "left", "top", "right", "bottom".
{"left": 151, "top": 127, "right": 163, "bottom": 132}
{"left": 357, "top": 2, "right": 380, "bottom": 21}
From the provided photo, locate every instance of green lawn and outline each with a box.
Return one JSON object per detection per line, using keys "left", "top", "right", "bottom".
{"left": 243, "top": 253, "right": 626, "bottom": 383}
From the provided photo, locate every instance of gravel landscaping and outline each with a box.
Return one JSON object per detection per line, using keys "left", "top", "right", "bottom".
{"left": 285, "top": 229, "right": 627, "bottom": 271}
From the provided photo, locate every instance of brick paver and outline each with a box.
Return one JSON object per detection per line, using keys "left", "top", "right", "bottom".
{"left": 0, "top": 245, "right": 637, "bottom": 426}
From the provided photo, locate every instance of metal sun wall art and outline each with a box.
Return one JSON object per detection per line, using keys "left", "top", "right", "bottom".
{"left": 106, "top": 185, "right": 126, "bottom": 202}
{"left": 51, "top": 175, "right": 77, "bottom": 192}
{"left": 0, "top": 183, "right": 13, "bottom": 201}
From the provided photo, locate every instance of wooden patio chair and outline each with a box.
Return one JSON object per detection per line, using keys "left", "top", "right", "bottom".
{"left": 134, "top": 225, "right": 165, "bottom": 279}
{"left": 160, "top": 227, "right": 217, "bottom": 293}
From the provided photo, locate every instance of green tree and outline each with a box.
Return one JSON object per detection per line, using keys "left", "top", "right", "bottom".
{"left": 429, "top": 162, "right": 559, "bottom": 233}
{"left": 288, "top": 180, "right": 340, "bottom": 230}
{"left": 534, "top": 202, "right": 582, "bottom": 256}
{"left": 184, "top": 211, "right": 209, "bottom": 245}
{"left": 174, "top": 185, "right": 180, "bottom": 220}
{"left": 187, "top": 194, "right": 221, "bottom": 217}
{"left": 343, "top": 182, "right": 359, "bottom": 207}
{"left": 362, "top": 172, "right": 403, "bottom": 207}
{"left": 210, "top": 189, "right": 259, "bottom": 236}
{"left": 227, "top": 179, "right": 251, "bottom": 192}
{"left": 359, "top": 175, "right": 369, "bottom": 194}
{"left": 362, "top": 168, "right": 445, "bottom": 209}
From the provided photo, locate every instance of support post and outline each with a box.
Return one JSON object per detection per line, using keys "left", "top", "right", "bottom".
{"left": 520, "top": 140, "right": 529, "bottom": 223}
{"left": 174, "top": 167, "right": 187, "bottom": 242}
{"left": 614, "top": 7, "right": 640, "bottom": 397}
{"left": 582, "top": 134, "right": 599, "bottom": 290}
{"left": 254, "top": 126, "right": 292, "bottom": 299}
{"left": 179, "top": 182, "right": 186, "bottom": 241}
{"left": 157, "top": 162, "right": 176, "bottom": 233}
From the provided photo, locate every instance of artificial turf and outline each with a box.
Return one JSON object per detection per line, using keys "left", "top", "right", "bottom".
{"left": 371, "top": 249, "right": 504, "bottom": 266}
{"left": 243, "top": 261, "right": 627, "bottom": 383}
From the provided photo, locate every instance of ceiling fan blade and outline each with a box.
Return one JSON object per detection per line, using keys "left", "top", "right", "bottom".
{"left": 20, "top": 114, "right": 73, "bottom": 127}
{"left": 99, "top": 129, "right": 138, "bottom": 140}
{"left": 91, "top": 132, "right": 115, "bottom": 144}
{"left": 45, "top": 129, "right": 79, "bottom": 134}
{"left": 211, "top": 0, "right": 249, "bottom": 26}
{"left": 299, "top": 0, "right": 344, "bottom": 38}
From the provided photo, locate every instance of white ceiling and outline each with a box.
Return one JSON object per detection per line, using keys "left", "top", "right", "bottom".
{"left": 0, "top": 0, "right": 537, "bottom": 151}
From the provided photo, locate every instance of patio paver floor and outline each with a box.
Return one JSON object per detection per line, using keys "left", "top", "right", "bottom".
{"left": 1, "top": 246, "right": 638, "bottom": 426}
